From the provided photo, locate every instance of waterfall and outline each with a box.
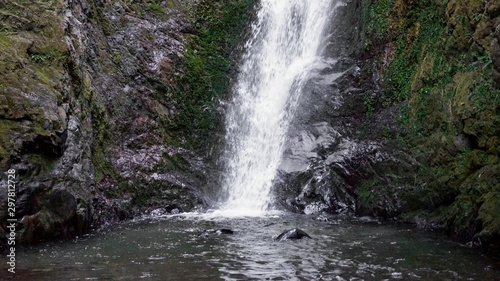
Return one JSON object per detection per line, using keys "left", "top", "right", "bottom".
{"left": 216, "top": 0, "right": 334, "bottom": 216}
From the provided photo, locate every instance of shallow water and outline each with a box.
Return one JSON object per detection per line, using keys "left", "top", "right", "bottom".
{"left": 4, "top": 213, "right": 500, "bottom": 280}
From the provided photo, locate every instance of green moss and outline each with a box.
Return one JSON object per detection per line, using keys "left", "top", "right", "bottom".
{"left": 149, "top": 0, "right": 165, "bottom": 13}
{"left": 117, "top": 180, "right": 188, "bottom": 206}
{"left": 166, "top": 0, "right": 257, "bottom": 151}
{"left": 0, "top": 119, "right": 17, "bottom": 169}
{"left": 143, "top": 29, "right": 155, "bottom": 42}
{"left": 34, "top": 67, "right": 58, "bottom": 89}
{"left": 478, "top": 192, "right": 500, "bottom": 238}
{"left": 363, "top": 94, "right": 375, "bottom": 115}
{"left": 358, "top": 184, "right": 372, "bottom": 206}
{"left": 163, "top": 0, "right": 181, "bottom": 9}
{"left": 0, "top": 32, "right": 12, "bottom": 47}
{"left": 93, "top": 149, "right": 117, "bottom": 182}
{"left": 112, "top": 51, "right": 120, "bottom": 64}
{"left": 90, "top": 103, "right": 109, "bottom": 177}
{"left": 360, "top": 0, "right": 500, "bottom": 244}
{"left": 156, "top": 153, "right": 190, "bottom": 172}
{"left": 361, "top": 0, "right": 395, "bottom": 41}
{"left": 89, "top": 1, "right": 114, "bottom": 35}
{"left": 26, "top": 153, "right": 58, "bottom": 176}
{"left": 28, "top": 44, "right": 66, "bottom": 65}
{"left": 445, "top": 195, "right": 478, "bottom": 233}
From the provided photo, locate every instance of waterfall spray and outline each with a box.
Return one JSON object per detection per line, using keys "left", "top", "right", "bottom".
{"left": 217, "top": 0, "right": 334, "bottom": 216}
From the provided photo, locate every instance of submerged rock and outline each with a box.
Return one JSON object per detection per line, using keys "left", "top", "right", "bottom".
{"left": 199, "top": 229, "right": 234, "bottom": 238}
{"left": 315, "top": 215, "right": 330, "bottom": 222}
{"left": 275, "top": 228, "right": 312, "bottom": 241}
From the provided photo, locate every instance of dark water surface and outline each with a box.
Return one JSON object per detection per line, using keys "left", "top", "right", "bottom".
{"left": 4, "top": 213, "right": 500, "bottom": 280}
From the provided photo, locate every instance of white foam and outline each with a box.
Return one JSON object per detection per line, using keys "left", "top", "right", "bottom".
{"left": 218, "top": 0, "right": 336, "bottom": 214}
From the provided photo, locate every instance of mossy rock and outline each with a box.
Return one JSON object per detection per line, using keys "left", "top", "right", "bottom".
{"left": 452, "top": 72, "right": 475, "bottom": 118}
{"left": 445, "top": 0, "right": 478, "bottom": 52}
{"left": 0, "top": 119, "right": 17, "bottom": 169}
{"left": 444, "top": 195, "right": 479, "bottom": 239}
{"left": 477, "top": 191, "right": 500, "bottom": 248}
{"left": 445, "top": 0, "right": 483, "bottom": 25}
{"left": 464, "top": 116, "right": 500, "bottom": 148}
{"left": 19, "top": 188, "right": 77, "bottom": 243}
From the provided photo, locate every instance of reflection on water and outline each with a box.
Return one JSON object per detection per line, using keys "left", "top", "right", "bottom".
{"left": 4, "top": 213, "right": 500, "bottom": 280}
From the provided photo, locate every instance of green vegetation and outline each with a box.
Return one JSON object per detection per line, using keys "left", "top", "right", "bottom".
{"left": 166, "top": 0, "right": 256, "bottom": 151}
{"left": 360, "top": 0, "right": 500, "bottom": 246}
{"left": 361, "top": 0, "right": 394, "bottom": 40}
{"left": 363, "top": 94, "right": 375, "bottom": 115}
{"left": 29, "top": 47, "right": 66, "bottom": 64}
{"left": 147, "top": 0, "right": 165, "bottom": 12}
{"left": 112, "top": 51, "right": 121, "bottom": 64}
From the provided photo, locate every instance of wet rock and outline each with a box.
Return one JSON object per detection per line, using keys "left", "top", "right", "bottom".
{"left": 315, "top": 215, "right": 330, "bottom": 222}
{"left": 275, "top": 228, "right": 312, "bottom": 241}
{"left": 271, "top": 0, "right": 417, "bottom": 221}
{"left": 18, "top": 188, "right": 78, "bottom": 243}
{"left": 356, "top": 216, "right": 379, "bottom": 223}
{"left": 199, "top": 229, "right": 234, "bottom": 238}
{"left": 0, "top": 0, "right": 214, "bottom": 247}
{"left": 454, "top": 133, "right": 476, "bottom": 150}
{"left": 304, "top": 202, "right": 329, "bottom": 215}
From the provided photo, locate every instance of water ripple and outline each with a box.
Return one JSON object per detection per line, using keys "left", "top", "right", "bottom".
{"left": 10, "top": 214, "right": 499, "bottom": 281}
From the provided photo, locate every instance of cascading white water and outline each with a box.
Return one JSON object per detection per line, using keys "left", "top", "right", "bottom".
{"left": 216, "top": 0, "right": 334, "bottom": 216}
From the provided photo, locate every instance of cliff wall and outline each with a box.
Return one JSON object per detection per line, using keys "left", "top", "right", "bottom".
{"left": 0, "top": 0, "right": 254, "bottom": 247}
{"left": 274, "top": 0, "right": 500, "bottom": 254}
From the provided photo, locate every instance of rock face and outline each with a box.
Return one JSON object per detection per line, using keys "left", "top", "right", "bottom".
{"left": 357, "top": 0, "right": 500, "bottom": 253}
{"left": 273, "top": 0, "right": 415, "bottom": 219}
{"left": 271, "top": 0, "right": 500, "bottom": 253}
{"left": 0, "top": 0, "right": 254, "bottom": 249}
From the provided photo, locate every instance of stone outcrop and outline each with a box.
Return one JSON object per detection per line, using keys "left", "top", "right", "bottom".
{"left": 0, "top": 0, "right": 237, "bottom": 248}
{"left": 273, "top": 0, "right": 415, "bottom": 219}
{"left": 272, "top": 0, "right": 500, "bottom": 254}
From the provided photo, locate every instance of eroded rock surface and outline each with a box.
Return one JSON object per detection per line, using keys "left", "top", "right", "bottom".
{"left": 0, "top": 0, "right": 222, "bottom": 248}
{"left": 272, "top": 0, "right": 415, "bottom": 219}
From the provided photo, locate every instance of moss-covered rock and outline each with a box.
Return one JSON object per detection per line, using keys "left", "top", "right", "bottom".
{"left": 477, "top": 190, "right": 500, "bottom": 252}
{"left": 357, "top": 0, "right": 500, "bottom": 253}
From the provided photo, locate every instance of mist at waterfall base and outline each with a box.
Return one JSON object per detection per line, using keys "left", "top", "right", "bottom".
{"left": 210, "top": 0, "right": 334, "bottom": 217}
